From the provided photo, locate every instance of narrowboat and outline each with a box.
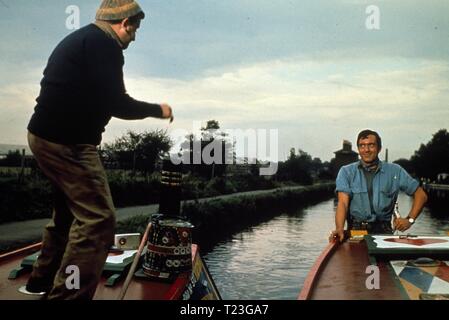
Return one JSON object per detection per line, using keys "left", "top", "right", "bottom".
{"left": 299, "top": 232, "right": 449, "bottom": 300}
{"left": 0, "top": 160, "right": 221, "bottom": 300}
{"left": 0, "top": 238, "right": 221, "bottom": 300}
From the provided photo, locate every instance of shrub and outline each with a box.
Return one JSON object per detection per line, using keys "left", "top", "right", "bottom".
{"left": 0, "top": 177, "right": 53, "bottom": 223}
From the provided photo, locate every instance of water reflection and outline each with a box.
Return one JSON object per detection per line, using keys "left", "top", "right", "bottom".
{"left": 202, "top": 193, "right": 449, "bottom": 300}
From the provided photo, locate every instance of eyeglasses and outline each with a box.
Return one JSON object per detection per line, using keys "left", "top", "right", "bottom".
{"left": 358, "top": 143, "right": 377, "bottom": 150}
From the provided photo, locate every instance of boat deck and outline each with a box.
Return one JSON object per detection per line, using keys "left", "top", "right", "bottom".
{"left": 305, "top": 241, "right": 405, "bottom": 300}
{"left": 0, "top": 243, "right": 195, "bottom": 300}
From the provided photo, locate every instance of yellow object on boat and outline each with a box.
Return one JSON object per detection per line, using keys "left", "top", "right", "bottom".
{"left": 350, "top": 230, "right": 368, "bottom": 237}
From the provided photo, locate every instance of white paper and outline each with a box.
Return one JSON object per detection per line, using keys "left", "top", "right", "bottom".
{"left": 106, "top": 250, "right": 137, "bottom": 264}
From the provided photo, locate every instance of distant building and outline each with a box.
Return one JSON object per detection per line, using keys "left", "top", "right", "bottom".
{"left": 333, "top": 140, "right": 358, "bottom": 177}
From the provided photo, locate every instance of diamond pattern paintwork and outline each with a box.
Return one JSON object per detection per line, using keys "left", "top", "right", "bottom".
{"left": 391, "top": 261, "right": 449, "bottom": 299}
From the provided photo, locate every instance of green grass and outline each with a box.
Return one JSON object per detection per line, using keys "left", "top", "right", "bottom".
{"left": 0, "top": 167, "right": 32, "bottom": 175}
{"left": 116, "top": 214, "right": 152, "bottom": 234}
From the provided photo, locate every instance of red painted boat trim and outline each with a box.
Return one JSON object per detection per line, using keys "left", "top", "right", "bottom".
{"left": 0, "top": 243, "right": 42, "bottom": 262}
{"left": 297, "top": 240, "right": 339, "bottom": 300}
{"left": 163, "top": 275, "right": 190, "bottom": 300}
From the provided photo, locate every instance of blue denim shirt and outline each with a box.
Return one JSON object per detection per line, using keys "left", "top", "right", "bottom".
{"left": 335, "top": 161, "right": 419, "bottom": 222}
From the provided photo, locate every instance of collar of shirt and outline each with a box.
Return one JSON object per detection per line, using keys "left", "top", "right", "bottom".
{"left": 358, "top": 158, "right": 383, "bottom": 173}
{"left": 94, "top": 20, "right": 124, "bottom": 49}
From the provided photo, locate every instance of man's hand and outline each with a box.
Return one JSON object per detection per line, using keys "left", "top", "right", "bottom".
{"left": 160, "top": 103, "right": 174, "bottom": 123}
{"left": 394, "top": 218, "right": 412, "bottom": 232}
{"left": 329, "top": 229, "right": 345, "bottom": 243}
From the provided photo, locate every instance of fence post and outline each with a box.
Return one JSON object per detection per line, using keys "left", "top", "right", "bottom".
{"left": 18, "top": 149, "right": 25, "bottom": 184}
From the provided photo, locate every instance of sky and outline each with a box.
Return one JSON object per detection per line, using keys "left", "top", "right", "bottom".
{"left": 0, "top": 0, "right": 448, "bottom": 162}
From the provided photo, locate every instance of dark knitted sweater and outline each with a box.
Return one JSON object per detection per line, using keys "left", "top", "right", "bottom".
{"left": 28, "top": 24, "right": 163, "bottom": 145}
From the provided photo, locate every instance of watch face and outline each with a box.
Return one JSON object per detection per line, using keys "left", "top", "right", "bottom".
{"left": 408, "top": 218, "right": 415, "bottom": 224}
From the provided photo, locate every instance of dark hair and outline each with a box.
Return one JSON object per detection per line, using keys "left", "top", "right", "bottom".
{"left": 109, "top": 11, "right": 145, "bottom": 26}
{"left": 357, "top": 129, "right": 382, "bottom": 149}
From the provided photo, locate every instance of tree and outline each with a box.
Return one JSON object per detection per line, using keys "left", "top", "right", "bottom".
{"left": 393, "top": 158, "right": 414, "bottom": 175}
{"left": 0, "top": 150, "right": 22, "bottom": 167}
{"left": 102, "top": 130, "right": 173, "bottom": 176}
{"left": 202, "top": 120, "right": 220, "bottom": 131}
{"left": 180, "top": 120, "right": 233, "bottom": 179}
{"left": 410, "top": 129, "right": 449, "bottom": 180}
{"left": 318, "top": 161, "right": 334, "bottom": 180}
{"left": 277, "top": 148, "right": 314, "bottom": 184}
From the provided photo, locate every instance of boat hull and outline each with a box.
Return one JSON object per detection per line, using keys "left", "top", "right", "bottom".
{"left": 0, "top": 243, "right": 220, "bottom": 300}
{"left": 299, "top": 236, "right": 449, "bottom": 300}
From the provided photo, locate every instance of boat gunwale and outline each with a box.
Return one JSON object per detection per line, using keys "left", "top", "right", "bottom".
{"left": 0, "top": 242, "right": 42, "bottom": 263}
{"left": 297, "top": 240, "right": 339, "bottom": 300}
{"left": 0, "top": 242, "right": 217, "bottom": 300}
{"left": 299, "top": 235, "right": 449, "bottom": 300}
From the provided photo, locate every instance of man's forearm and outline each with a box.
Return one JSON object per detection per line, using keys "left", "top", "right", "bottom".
{"left": 408, "top": 187, "right": 428, "bottom": 220}
{"left": 111, "top": 95, "right": 163, "bottom": 120}
{"left": 335, "top": 203, "right": 347, "bottom": 230}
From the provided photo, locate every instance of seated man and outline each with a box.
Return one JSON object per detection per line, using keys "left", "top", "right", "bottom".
{"left": 330, "top": 129, "right": 428, "bottom": 242}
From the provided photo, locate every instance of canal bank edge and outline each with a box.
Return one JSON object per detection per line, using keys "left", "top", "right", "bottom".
{"left": 118, "top": 183, "right": 336, "bottom": 246}
{"left": 187, "top": 183, "right": 335, "bottom": 245}
{"left": 0, "top": 183, "right": 335, "bottom": 253}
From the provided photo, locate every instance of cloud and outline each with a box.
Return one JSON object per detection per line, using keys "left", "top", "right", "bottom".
{"left": 0, "top": 84, "right": 39, "bottom": 145}
{"left": 101, "top": 56, "right": 449, "bottom": 161}
{"left": 1, "top": 1, "right": 448, "bottom": 161}
{"left": 121, "top": 56, "right": 448, "bottom": 121}
{"left": 1, "top": 51, "right": 447, "bottom": 161}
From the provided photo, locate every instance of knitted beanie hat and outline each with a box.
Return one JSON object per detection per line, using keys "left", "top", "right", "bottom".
{"left": 96, "top": 0, "right": 144, "bottom": 21}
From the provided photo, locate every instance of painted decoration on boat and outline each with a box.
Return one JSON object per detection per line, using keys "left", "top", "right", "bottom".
{"left": 182, "top": 254, "right": 221, "bottom": 300}
{"left": 384, "top": 238, "right": 448, "bottom": 246}
{"left": 390, "top": 260, "right": 449, "bottom": 300}
{"left": 143, "top": 217, "right": 194, "bottom": 280}
{"left": 372, "top": 236, "right": 449, "bottom": 249}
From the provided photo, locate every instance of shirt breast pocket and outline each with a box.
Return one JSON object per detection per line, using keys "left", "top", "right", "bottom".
{"left": 379, "top": 189, "right": 397, "bottom": 213}
{"left": 351, "top": 186, "right": 367, "bottom": 198}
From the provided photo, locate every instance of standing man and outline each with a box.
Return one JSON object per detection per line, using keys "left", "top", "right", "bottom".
{"left": 330, "top": 130, "right": 428, "bottom": 242}
{"left": 25, "top": 0, "right": 173, "bottom": 299}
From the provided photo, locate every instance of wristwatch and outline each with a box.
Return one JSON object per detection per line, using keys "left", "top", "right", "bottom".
{"left": 407, "top": 216, "right": 415, "bottom": 225}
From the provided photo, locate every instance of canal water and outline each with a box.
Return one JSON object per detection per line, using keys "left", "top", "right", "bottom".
{"left": 202, "top": 193, "right": 449, "bottom": 300}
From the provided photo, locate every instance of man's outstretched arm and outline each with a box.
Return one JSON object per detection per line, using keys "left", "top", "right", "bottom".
{"left": 329, "top": 192, "right": 349, "bottom": 242}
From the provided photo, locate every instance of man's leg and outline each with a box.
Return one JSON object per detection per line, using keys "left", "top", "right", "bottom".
{"left": 46, "top": 145, "right": 115, "bottom": 300}
{"left": 369, "top": 221, "right": 394, "bottom": 235}
{"left": 26, "top": 188, "right": 73, "bottom": 293}
{"left": 27, "top": 132, "right": 116, "bottom": 299}
{"left": 379, "top": 221, "right": 393, "bottom": 234}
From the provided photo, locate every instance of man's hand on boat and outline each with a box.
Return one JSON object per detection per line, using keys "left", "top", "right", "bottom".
{"left": 393, "top": 217, "right": 412, "bottom": 232}
{"left": 329, "top": 229, "right": 345, "bottom": 243}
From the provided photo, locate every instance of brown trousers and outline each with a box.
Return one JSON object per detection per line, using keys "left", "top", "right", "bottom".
{"left": 27, "top": 132, "right": 116, "bottom": 299}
